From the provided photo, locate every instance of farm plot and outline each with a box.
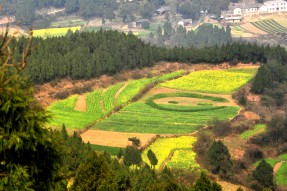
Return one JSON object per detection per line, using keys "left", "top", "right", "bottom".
{"left": 92, "top": 102, "right": 240, "bottom": 134}
{"left": 48, "top": 71, "right": 184, "bottom": 128}
{"left": 240, "top": 124, "right": 266, "bottom": 139}
{"left": 251, "top": 19, "right": 287, "bottom": 34}
{"left": 160, "top": 68, "right": 258, "bottom": 94}
{"left": 33, "top": 26, "right": 81, "bottom": 38}
{"left": 48, "top": 95, "right": 99, "bottom": 128}
{"left": 141, "top": 136, "right": 197, "bottom": 170}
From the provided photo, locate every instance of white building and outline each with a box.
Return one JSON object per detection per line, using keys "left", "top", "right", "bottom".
{"left": 260, "top": 0, "right": 287, "bottom": 13}
{"left": 222, "top": 0, "right": 287, "bottom": 22}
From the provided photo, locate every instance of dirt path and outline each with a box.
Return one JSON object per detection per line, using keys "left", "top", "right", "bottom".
{"left": 80, "top": 129, "right": 157, "bottom": 148}
{"left": 74, "top": 94, "right": 86, "bottom": 112}
{"left": 274, "top": 161, "right": 283, "bottom": 174}
{"left": 159, "top": 150, "right": 175, "bottom": 172}
{"left": 100, "top": 100, "right": 106, "bottom": 113}
{"left": 114, "top": 82, "right": 129, "bottom": 99}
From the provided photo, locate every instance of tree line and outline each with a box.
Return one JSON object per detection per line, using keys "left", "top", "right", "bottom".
{"left": 7, "top": 29, "right": 286, "bottom": 85}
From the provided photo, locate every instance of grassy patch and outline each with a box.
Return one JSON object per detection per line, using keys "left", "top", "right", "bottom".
{"left": 255, "top": 158, "right": 279, "bottom": 168}
{"left": 279, "top": 154, "right": 287, "bottom": 160}
{"left": 90, "top": 144, "right": 122, "bottom": 156}
{"left": 92, "top": 102, "right": 240, "bottom": 134}
{"left": 276, "top": 162, "right": 287, "bottom": 186}
{"left": 240, "top": 124, "right": 266, "bottom": 139}
{"left": 33, "top": 26, "right": 81, "bottom": 38}
{"left": 141, "top": 136, "right": 197, "bottom": 170}
{"left": 160, "top": 68, "right": 257, "bottom": 94}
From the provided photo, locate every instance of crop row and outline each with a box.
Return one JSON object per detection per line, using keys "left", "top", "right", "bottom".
{"left": 141, "top": 136, "right": 197, "bottom": 170}
{"left": 160, "top": 68, "right": 257, "bottom": 94}
{"left": 251, "top": 19, "right": 287, "bottom": 34}
{"left": 92, "top": 102, "right": 240, "bottom": 134}
{"left": 48, "top": 71, "right": 184, "bottom": 128}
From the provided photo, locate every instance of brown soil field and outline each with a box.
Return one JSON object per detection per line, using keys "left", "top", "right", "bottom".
{"left": 243, "top": 111, "right": 260, "bottom": 121}
{"left": 74, "top": 94, "right": 86, "bottom": 112}
{"left": 80, "top": 129, "right": 157, "bottom": 148}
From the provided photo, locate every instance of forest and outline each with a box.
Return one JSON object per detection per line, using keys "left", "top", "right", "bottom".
{"left": 7, "top": 29, "right": 285, "bottom": 84}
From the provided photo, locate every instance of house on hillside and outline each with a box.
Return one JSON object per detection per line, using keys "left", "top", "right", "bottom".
{"left": 222, "top": 0, "right": 287, "bottom": 22}
{"left": 177, "top": 19, "right": 193, "bottom": 27}
{"left": 155, "top": 6, "right": 171, "bottom": 15}
{"left": 259, "top": 0, "right": 287, "bottom": 13}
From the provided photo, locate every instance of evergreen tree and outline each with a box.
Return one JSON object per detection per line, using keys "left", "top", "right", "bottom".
{"left": 0, "top": 31, "right": 64, "bottom": 190}
{"left": 191, "top": 173, "right": 222, "bottom": 191}
{"left": 253, "top": 160, "right": 274, "bottom": 189}
{"left": 147, "top": 149, "right": 158, "bottom": 169}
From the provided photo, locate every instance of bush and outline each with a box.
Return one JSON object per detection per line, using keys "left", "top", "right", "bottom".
{"left": 244, "top": 146, "right": 264, "bottom": 163}
{"left": 210, "top": 119, "right": 231, "bottom": 137}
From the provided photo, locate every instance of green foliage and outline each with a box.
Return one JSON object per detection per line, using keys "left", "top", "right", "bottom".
{"left": 89, "top": 144, "right": 123, "bottom": 156}
{"left": 191, "top": 173, "right": 222, "bottom": 191}
{"left": 71, "top": 152, "right": 118, "bottom": 191}
{"left": 253, "top": 160, "right": 274, "bottom": 189}
{"left": 0, "top": 32, "right": 64, "bottom": 190}
{"left": 207, "top": 141, "right": 232, "bottom": 176}
{"left": 124, "top": 146, "right": 142, "bottom": 167}
{"left": 147, "top": 149, "right": 158, "bottom": 168}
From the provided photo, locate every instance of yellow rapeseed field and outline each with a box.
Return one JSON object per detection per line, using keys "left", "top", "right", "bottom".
{"left": 142, "top": 136, "right": 197, "bottom": 170}
{"left": 161, "top": 68, "right": 257, "bottom": 94}
{"left": 33, "top": 26, "right": 81, "bottom": 38}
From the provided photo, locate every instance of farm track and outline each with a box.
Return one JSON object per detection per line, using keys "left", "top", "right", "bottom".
{"left": 159, "top": 149, "right": 175, "bottom": 172}
{"left": 100, "top": 99, "right": 106, "bottom": 113}
{"left": 74, "top": 94, "right": 86, "bottom": 112}
{"left": 114, "top": 82, "right": 129, "bottom": 100}
{"left": 274, "top": 161, "right": 283, "bottom": 174}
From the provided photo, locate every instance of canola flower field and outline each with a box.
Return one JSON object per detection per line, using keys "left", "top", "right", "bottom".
{"left": 142, "top": 136, "right": 198, "bottom": 170}
{"left": 33, "top": 26, "right": 81, "bottom": 38}
{"left": 160, "top": 68, "right": 258, "bottom": 94}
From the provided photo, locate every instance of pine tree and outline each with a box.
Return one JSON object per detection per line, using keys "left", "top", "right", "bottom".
{"left": 253, "top": 160, "right": 274, "bottom": 189}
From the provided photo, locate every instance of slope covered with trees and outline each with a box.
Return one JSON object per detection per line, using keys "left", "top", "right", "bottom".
{"left": 7, "top": 29, "right": 286, "bottom": 84}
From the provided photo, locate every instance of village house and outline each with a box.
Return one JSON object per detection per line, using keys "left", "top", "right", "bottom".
{"left": 222, "top": 0, "right": 287, "bottom": 22}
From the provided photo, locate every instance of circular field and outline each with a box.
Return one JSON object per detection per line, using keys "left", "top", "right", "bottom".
{"left": 146, "top": 92, "right": 229, "bottom": 112}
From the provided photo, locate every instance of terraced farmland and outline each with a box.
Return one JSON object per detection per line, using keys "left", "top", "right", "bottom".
{"left": 250, "top": 19, "right": 287, "bottom": 34}
{"left": 48, "top": 71, "right": 184, "bottom": 128}
{"left": 141, "top": 136, "right": 198, "bottom": 170}
{"left": 160, "top": 68, "right": 258, "bottom": 94}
